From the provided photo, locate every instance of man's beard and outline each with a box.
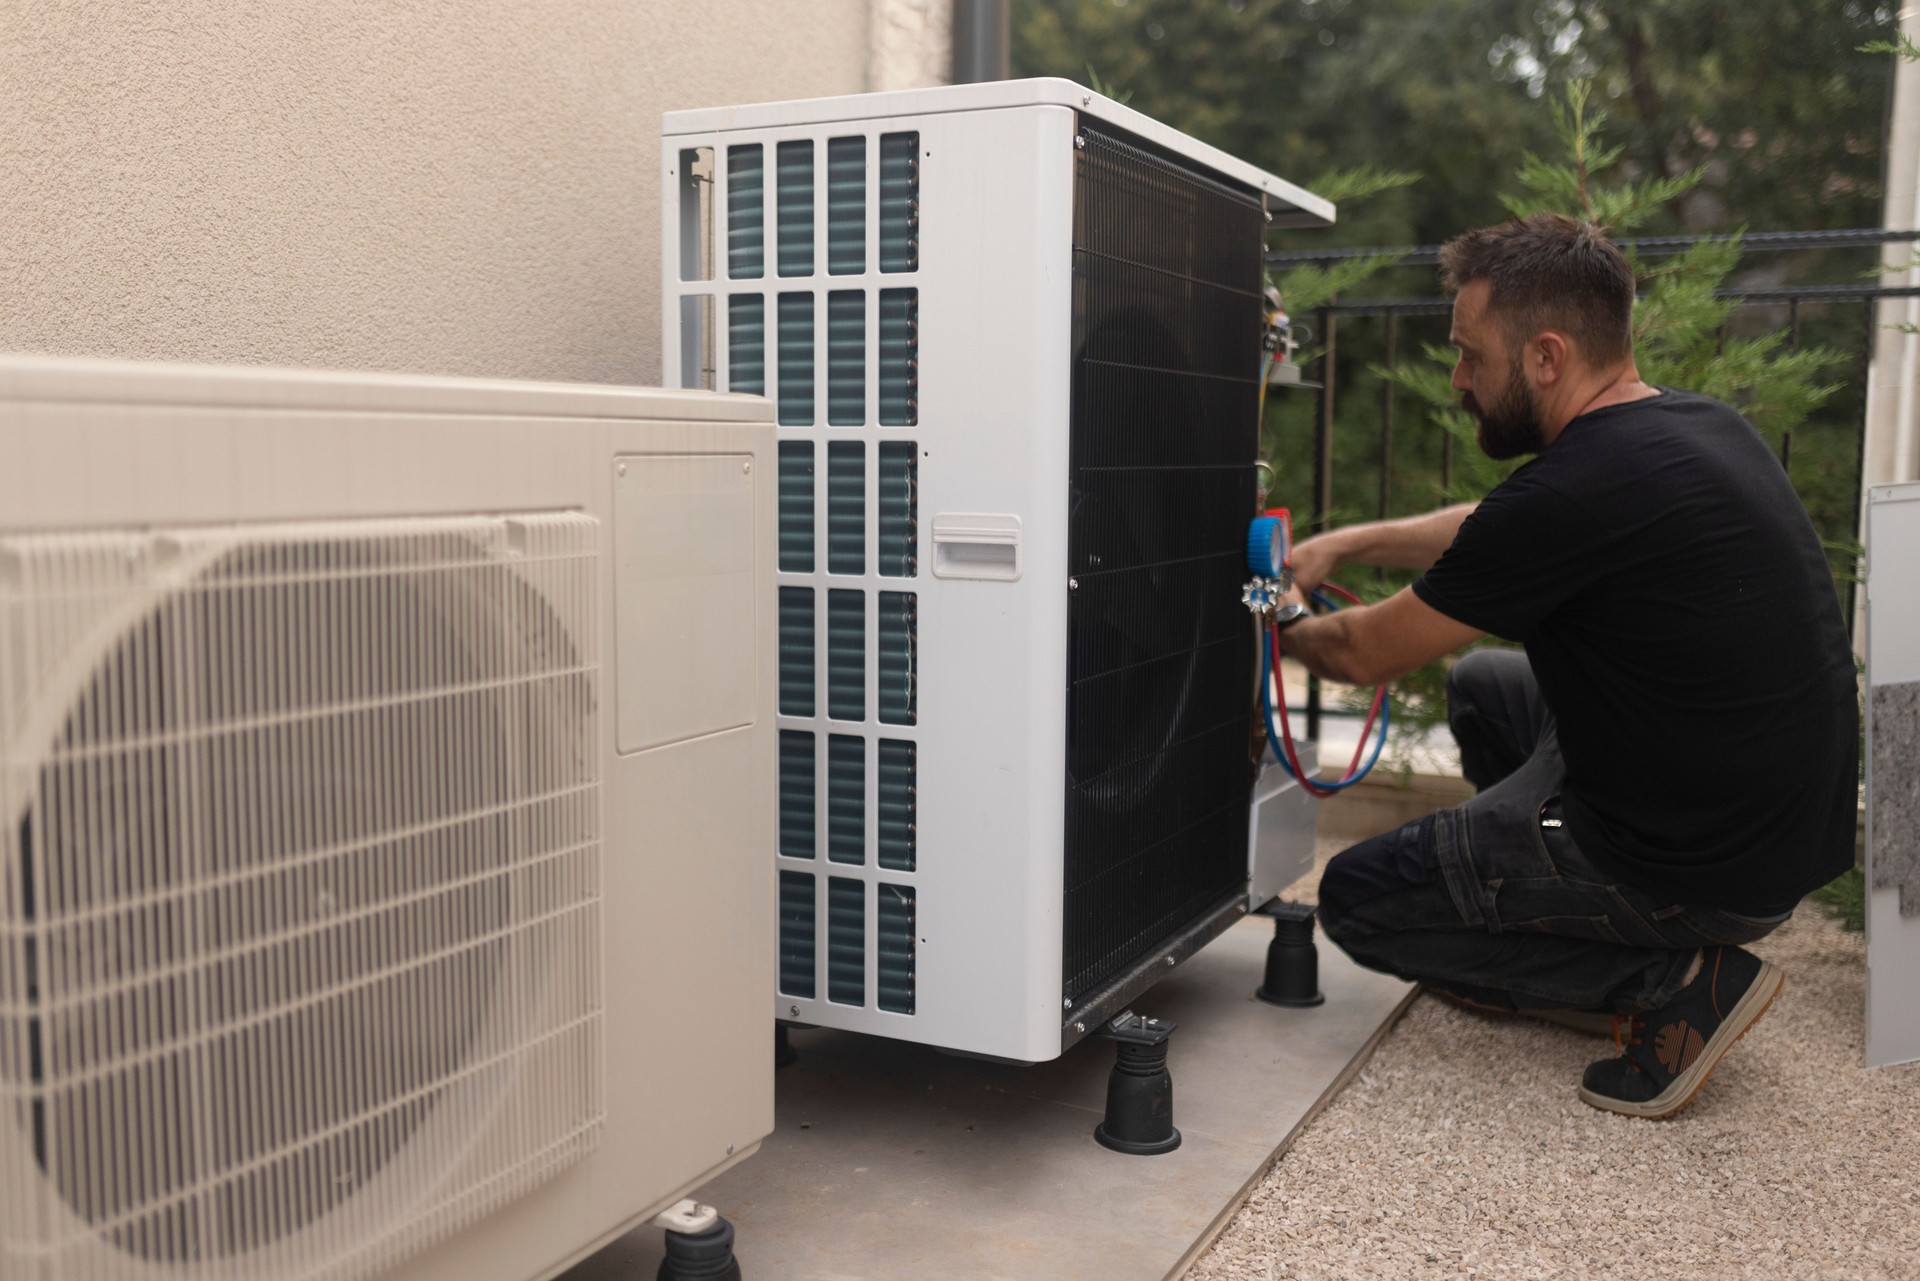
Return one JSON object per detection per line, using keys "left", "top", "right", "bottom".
{"left": 1461, "top": 352, "right": 1544, "bottom": 460}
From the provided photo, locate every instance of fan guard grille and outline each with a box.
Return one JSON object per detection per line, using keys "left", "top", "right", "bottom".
{"left": 0, "top": 514, "right": 603, "bottom": 1281}
{"left": 1062, "top": 122, "right": 1266, "bottom": 1003}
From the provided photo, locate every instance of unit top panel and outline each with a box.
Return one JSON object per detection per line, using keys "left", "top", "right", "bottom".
{"left": 0, "top": 355, "right": 776, "bottom": 425}
{"left": 662, "top": 77, "right": 1334, "bottom": 229}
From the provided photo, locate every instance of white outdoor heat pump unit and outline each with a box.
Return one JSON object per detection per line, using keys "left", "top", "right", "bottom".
{"left": 0, "top": 357, "right": 774, "bottom": 1281}
{"left": 662, "top": 79, "right": 1335, "bottom": 1063}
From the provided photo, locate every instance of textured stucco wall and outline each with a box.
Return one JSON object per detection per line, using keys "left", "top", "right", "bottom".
{"left": 870, "top": 0, "right": 952, "bottom": 92}
{"left": 0, "top": 1, "right": 876, "bottom": 384}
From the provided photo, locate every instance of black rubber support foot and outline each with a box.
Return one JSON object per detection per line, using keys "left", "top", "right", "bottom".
{"left": 774, "top": 1024, "right": 796, "bottom": 1069}
{"left": 1093, "top": 1012, "right": 1182, "bottom": 1156}
{"left": 1256, "top": 901, "right": 1326, "bottom": 1008}
{"left": 658, "top": 1215, "right": 743, "bottom": 1281}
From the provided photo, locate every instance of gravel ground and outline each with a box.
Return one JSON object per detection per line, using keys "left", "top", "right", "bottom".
{"left": 1192, "top": 841, "right": 1920, "bottom": 1281}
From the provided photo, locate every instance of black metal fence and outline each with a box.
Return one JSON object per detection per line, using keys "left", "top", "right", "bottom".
{"left": 1264, "top": 227, "right": 1920, "bottom": 738}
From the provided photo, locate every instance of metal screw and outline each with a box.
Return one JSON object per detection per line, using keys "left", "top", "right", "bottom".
{"left": 1081, "top": 94, "right": 1091, "bottom": 105}
{"left": 1069, "top": 577, "right": 1079, "bottom": 590}
{"left": 1165, "top": 956, "right": 1176, "bottom": 967}
{"left": 1075, "top": 1021, "right": 1086, "bottom": 1033}
{"left": 726, "top": 1144, "right": 735, "bottom": 1155}
{"left": 1265, "top": 210, "right": 1274, "bottom": 223}
{"left": 1074, "top": 135, "right": 1086, "bottom": 149}
{"left": 742, "top": 461, "right": 751, "bottom": 474}
{"left": 1064, "top": 997, "right": 1073, "bottom": 1009}
{"left": 616, "top": 462, "right": 627, "bottom": 477}
{"left": 789, "top": 1005, "right": 799, "bottom": 1017}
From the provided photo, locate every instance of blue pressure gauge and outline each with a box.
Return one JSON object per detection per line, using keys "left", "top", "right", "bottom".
{"left": 1246, "top": 515, "right": 1290, "bottom": 577}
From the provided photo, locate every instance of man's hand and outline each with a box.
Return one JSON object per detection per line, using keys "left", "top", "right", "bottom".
{"left": 1287, "top": 532, "right": 1344, "bottom": 595}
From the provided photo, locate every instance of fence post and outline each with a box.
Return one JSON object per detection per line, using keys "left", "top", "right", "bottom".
{"left": 1308, "top": 305, "right": 1337, "bottom": 741}
{"left": 1380, "top": 313, "right": 1396, "bottom": 528}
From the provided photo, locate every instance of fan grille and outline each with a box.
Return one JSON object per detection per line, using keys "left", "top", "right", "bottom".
{"left": 0, "top": 514, "right": 603, "bottom": 1281}
{"left": 1062, "top": 122, "right": 1266, "bottom": 1004}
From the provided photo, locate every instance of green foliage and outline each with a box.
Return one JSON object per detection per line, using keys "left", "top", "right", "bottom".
{"left": 1859, "top": 33, "right": 1920, "bottom": 60}
{"left": 1274, "top": 250, "right": 1406, "bottom": 315}
{"left": 1394, "top": 82, "right": 1847, "bottom": 455}
{"left": 1015, "top": 0, "right": 1898, "bottom": 247}
{"left": 1811, "top": 864, "right": 1866, "bottom": 933}
{"left": 1265, "top": 171, "right": 1420, "bottom": 313}
{"left": 1083, "top": 63, "right": 1133, "bottom": 104}
{"left": 1305, "top": 166, "right": 1423, "bottom": 208}
{"left": 1498, "top": 83, "right": 1709, "bottom": 231}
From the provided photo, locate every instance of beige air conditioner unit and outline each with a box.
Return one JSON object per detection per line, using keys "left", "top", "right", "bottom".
{"left": 0, "top": 356, "right": 774, "bottom": 1281}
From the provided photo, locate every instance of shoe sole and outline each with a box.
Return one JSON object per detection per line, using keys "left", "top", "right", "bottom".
{"left": 1576, "top": 961, "right": 1784, "bottom": 1120}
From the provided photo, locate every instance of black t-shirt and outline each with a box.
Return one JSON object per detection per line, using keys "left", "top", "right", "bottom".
{"left": 1413, "top": 389, "right": 1858, "bottom": 914}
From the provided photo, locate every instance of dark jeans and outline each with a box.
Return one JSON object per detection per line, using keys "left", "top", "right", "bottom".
{"left": 1317, "top": 650, "right": 1788, "bottom": 1014}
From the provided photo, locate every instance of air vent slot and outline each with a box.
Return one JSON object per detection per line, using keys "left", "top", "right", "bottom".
{"left": 778, "top": 441, "right": 814, "bottom": 572}
{"left": 828, "top": 877, "right": 866, "bottom": 1006}
{"left": 826, "top": 589, "right": 866, "bottom": 722}
{"left": 878, "top": 132, "right": 919, "bottom": 273}
{"left": 828, "top": 734, "right": 865, "bottom": 865}
{"left": 878, "top": 288, "right": 918, "bottom": 426}
{"left": 779, "top": 730, "right": 816, "bottom": 859}
{"left": 727, "top": 144, "right": 764, "bottom": 279}
{"left": 878, "top": 441, "right": 918, "bottom": 577}
{"left": 827, "top": 440, "right": 865, "bottom": 576}
{"left": 827, "top": 290, "right": 866, "bottom": 426}
{"left": 878, "top": 591, "right": 916, "bottom": 726}
{"left": 877, "top": 738, "right": 916, "bottom": 872}
{"left": 827, "top": 135, "right": 867, "bottom": 275}
{"left": 779, "top": 871, "right": 816, "bottom": 999}
{"left": 729, "top": 294, "right": 766, "bottom": 396}
{"left": 777, "top": 292, "right": 815, "bottom": 426}
{"left": 778, "top": 587, "right": 815, "bottom": 717}
{"left": 877, "top": 884, "right": 916, "bottom": 1015}
{"left": 776, "top": 139, "right": 815, "bottom": 277}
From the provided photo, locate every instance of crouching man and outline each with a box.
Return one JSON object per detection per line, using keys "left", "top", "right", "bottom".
{"left": 1276, "top": 213, "right": 1858, "bottom": 1118}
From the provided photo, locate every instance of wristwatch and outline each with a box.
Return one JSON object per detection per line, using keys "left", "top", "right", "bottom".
{"left": 1271, "top": 601, "right": 1312, "bottom": 630}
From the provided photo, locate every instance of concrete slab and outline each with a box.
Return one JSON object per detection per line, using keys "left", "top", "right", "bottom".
{"left": 561, "top": 915, "right": 1412, "bottom": 1281}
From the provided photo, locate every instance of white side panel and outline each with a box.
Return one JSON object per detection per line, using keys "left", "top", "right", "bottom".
{"left": 1249, "top": 748, "right": 1321, "bottom": 908}
{"left": 913, "top": 106, "right": 1076, "bottom": 1062}
{"left": 613, "top": 453, "right": 759, "bottom": 754}
{"left": 0, "top": 357, "right": 776, "bottom": 1281}
{"left": 1866, "top": 482, "right": 1920, "bottom": 1068}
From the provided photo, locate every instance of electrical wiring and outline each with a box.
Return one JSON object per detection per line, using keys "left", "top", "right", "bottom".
{"left": 1261, "top": 583, "right": 1390, "bottom": 796}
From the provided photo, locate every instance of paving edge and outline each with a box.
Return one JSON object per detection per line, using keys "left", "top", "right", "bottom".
{"left": 1164, "top": 986, "right": 1424, "bottom": 1281}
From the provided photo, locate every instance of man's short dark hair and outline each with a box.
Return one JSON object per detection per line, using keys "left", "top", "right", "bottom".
{"left": 1439, "top": 213, "right": 1636, "bottom": 366}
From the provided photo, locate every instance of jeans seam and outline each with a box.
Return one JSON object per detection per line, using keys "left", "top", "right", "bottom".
{"left": 1433, "top": 809, "right": 1487, "bottom": 929}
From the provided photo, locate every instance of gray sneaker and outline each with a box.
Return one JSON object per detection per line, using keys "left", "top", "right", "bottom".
{"left": 1578, "top": 946, "right": 1783, "bottom": 1119}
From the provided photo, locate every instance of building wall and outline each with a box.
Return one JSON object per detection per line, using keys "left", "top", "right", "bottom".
{"left": 0, "top": 1, "right": 915, "bottom": 385}
{"left": 871, "top": 0, "right": 953, "bottom": 92}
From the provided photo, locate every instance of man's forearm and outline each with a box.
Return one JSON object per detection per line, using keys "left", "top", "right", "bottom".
{"left": 1320, "top": 502, "right": 1476, "bottom": 572}
{"left": 1276, "top": 611, "right": 1362, "bottom": 685}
